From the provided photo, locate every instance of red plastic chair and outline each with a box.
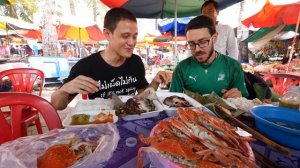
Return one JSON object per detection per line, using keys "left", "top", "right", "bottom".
{"left": 0, "top": 68, "right": 45, "bottom": 136}
{"left": 0, "top": 92, "right": 63, "bottom": 144}
{"left": 263, "top": 73, "right": 300, "bottom": 96}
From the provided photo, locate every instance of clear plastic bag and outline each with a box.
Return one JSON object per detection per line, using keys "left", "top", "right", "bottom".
{"left": 0, "top": 124, "right": 120, "bottom": 168}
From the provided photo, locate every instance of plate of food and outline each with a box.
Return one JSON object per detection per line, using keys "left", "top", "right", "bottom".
{"left": 0, "top": 125, "right": 119, "bottom": 168}
{"left": 156, "top": 92, "right": 210, "bottom": 116}
{"left": 138, "top": 107, "right": 256, "bottom": 168}
{"left": 63, "top": 110, "right": 118, "bottom": 127}
{"left": 115, "top": 95, "right": 164, "bottom": 121}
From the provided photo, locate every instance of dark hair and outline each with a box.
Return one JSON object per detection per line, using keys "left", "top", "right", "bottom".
{"left": 185, "top": 15, "right": 216, "bottom": 36}
{"left": 201, "top": 0, "right": 219, "bottom": 13}
{"left": 104, "top": 8, "right": 137, "bottom": 32}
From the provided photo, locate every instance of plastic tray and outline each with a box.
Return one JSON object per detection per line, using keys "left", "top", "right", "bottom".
{"left": 119, "top": 96, "right": 164, "bottom": 121}
{"left": 63, "top": 110, "right": 118, "bottom": 127}
{"left": 74, "top": 98, "right": 115, "bottom": 112}
{"left": 156, "top": 92, "right": 212, "bottom": 117}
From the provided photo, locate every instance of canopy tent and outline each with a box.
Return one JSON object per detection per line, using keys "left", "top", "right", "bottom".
{"left": 0, "top": 16, "right": 39, "bottom": 44}
{"left": 0, "top": 16, "right": 39, "bottom": 31}
{"left": 244, "top": 25, "right": 300, "bottom": 43}
{"left": 242, "top": 0, "right": 300, "bottom": 72}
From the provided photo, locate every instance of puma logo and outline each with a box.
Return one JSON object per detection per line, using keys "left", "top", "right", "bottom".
{"left": 189, "top": 75, "right": 197, "bottom": 82}
{"left": 218, "top": 74, "right": 225, "bottom": 81}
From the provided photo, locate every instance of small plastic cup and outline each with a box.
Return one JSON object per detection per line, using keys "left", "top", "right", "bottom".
{"left": 126, "top": 137, "right": 137, "bottom": 147}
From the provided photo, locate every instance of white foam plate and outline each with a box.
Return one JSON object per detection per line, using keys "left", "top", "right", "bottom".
{"left": 119, "top": 96, "right": 164, "bottom": 121}
{"left": 156, "top": 92, "right": 214, "bottom": 117}
{"left": 74, "top": 98, "right": 115, "bottom": 111}
{"left": 62, "top": 110, "right": 118, "bottom": 127}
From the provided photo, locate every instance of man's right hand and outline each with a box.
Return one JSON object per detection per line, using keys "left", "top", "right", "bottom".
{"left": 60, "top": 75, "right": 99, "bottom": 95}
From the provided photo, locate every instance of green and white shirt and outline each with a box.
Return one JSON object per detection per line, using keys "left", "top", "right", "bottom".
{"left": 170, "top": 52, "right": 248, "bottom": 97}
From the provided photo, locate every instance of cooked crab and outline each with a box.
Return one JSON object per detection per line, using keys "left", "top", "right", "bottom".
{"left": 163, "top": 96, "right": 192, "bottom": 107}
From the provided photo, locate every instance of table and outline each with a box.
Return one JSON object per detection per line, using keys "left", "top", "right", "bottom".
{"left": 103, "top": 111, "right": 300, "bottom": 168}
{"left": 104, "top": 112, "right": 168, "bottom": 168}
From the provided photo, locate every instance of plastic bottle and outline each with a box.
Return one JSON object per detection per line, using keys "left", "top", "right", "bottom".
{"left": 279, "top": 86, "right": 300, "bottom": 110}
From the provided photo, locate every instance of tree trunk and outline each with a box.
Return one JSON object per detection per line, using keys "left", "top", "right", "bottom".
{"left": 41, "top": 0, "right": 58, "bottom": 56}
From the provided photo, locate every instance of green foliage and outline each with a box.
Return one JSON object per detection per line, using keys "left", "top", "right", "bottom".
{"left": 0, "top": 0, "right": 40, "bottom": 22}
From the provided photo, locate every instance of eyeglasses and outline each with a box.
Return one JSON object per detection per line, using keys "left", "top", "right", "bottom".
{"left": 186, "top": 36, "right": 214, "bottom": 50}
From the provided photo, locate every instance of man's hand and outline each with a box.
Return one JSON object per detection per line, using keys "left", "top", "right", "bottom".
{"left": 153, "top": 71, "right": 169, "bottom": 85}
{"left": 222, "top": 88, "right": 242, "bottom": 99}
{"left": 149, "top": 71, "right": 169, "bottom": 90}
{"left": 61, "top": 75, "right": 99, "bottom": 95}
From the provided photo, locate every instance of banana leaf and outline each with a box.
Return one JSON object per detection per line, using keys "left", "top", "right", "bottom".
{"left": 207, "top": 92, "right": 237, "bottom": 110}
{"left": 183, "top": 89, "right": 246, "bottom": 117}
{"left": 183, "top": 88, "right": 211, "bottom": 105}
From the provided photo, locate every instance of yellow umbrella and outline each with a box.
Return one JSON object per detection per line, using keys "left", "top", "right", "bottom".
{"left": 57, "top": 24, "right": 105, "bottom": 42}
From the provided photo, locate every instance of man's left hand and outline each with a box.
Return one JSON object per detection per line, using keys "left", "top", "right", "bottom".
{"left": 222, "top": 88, "right": 242, "bottom": 99}
{"left": 153, "top": 71, "right": 169, "bottom": 85}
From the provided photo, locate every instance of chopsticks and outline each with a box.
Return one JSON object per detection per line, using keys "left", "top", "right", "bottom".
{"left": 215, "top": 104, "right": 291, "bottom": 155}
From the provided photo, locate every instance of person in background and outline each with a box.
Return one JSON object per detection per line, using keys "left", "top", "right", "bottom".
{"left": 170, "top": 15, "right": 248, "bottom": 98}
{"left": 24, "top": 44, "right": 33, "bottom": 56}
{"left": 201, "top": 0, "right": 239, "bottom": 60}
{"left": 9, "top": 45, "right": 16, "bottom": 55}
{"left": 243, "top": 71, "right": 272, "bottom": 103}
{"left": 51, "top": 8, "right": 168, "bottom": 110}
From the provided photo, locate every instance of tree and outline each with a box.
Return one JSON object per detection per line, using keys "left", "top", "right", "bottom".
{"left": 0, "top": 0, "right": 40, "bottom": 22}
{"left": 40, "top": 0, "right": 58, "bottom": 56}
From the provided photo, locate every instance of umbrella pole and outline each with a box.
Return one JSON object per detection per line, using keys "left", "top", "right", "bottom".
{"left": 286, "top": 11, "right": 300, "bottom": 74}
{"left": 79, "top": 28, "right": 81, "bottom": 58}
{"left": 5, "top": 25, "right": 9, "bottom": 45}
{"left": 173, "top": 0, "right": 178, "bottom": 66}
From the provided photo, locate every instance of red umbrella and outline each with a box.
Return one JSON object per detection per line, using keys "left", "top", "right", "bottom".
{"left": 242, "top": 0, "right": 300, "bottom": 28}
{"left": 18, "top": 30, "right": 42, "bottom": 40}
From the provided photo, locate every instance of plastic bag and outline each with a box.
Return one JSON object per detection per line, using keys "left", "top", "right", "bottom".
{"left": 0, "top": 124, "right": 120, "bottom": 168}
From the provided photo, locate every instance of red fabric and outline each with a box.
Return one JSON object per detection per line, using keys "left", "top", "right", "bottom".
{"left": 100, "top": 0, "right": 128, "bottom": 8}
{"left": 242, "top": 1, "right": 300, "bottom": 28}
{"left": 19, "top": 30, "right": 42, "bottom": 40}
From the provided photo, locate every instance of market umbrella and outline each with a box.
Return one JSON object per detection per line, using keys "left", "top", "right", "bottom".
{"left": 100, "top": 0, "right": 242, "bottom": 64}
{"left": 18, "top": 30, "right": 42, "bottom": 40}
{"left": 242, "top": 0, "right": 300, "bottom": 73}
{"left": 242, "top": 0, "right": 300, "bottom": 28}
{"left": 100, "top": 0, "right": 242, "bottom": 18}
{"left": 0, "top": 16, "right": 39, "bottom": 31}
{"left": 158, "top": 17, "right": 193, "bottom": 36}
{"left": 244, "top": 25, "right": 300, "bottom": 43}
{"left": 57, "top": 24, "right": 106, "bottom": 42}
{"left": 0, "top": 16, "right": 39, "bottom": 44}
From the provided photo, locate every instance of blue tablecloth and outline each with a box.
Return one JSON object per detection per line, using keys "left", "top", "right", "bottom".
{"left": 103, "top": 111, "right": 300, "bottom": 168}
